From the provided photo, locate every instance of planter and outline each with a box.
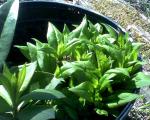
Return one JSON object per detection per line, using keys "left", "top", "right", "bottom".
{"left": 6, "top": 1, "right": 133, "bottom": 120}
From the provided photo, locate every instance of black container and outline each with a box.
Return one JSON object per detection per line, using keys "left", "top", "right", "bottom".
{"left": 7, "top": 1, "right": 132, "bottom": 120}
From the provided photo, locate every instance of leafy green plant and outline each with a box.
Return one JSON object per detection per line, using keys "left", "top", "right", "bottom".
{"left": 0, "top": 0, "right": 65, "bottom": 120}
{"left": 0, "top": 0, "right": 150, "bottom": 119}
{"left": 0, "top": 62, "right": 64, "bottom": 120}
{"left": 16, "top": 16, "right": 150, "bottom": 119}
{"left": 0, "top": 62, "right": 65, "bottom": 120}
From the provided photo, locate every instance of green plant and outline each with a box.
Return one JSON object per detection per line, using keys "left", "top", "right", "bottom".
{"left": 0, "top": 0, "right": 150, "bottom": 119}
{"left": 0, "top": 0, "right": 65, "bottom": 120}
{"left": 16, "top": 16, "right": 150, "bottom": 119}
{"left": 0, "top": 62, "right": 65, "bottom": 120}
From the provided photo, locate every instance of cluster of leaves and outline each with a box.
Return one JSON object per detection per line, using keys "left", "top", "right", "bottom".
{"left": 0, "top": 0, "right": 150, "bottom": 120}
{"left": 16, "top": 16, "right": 150, "bottom": 119}
{"left": 0, "top": 0, "right": 65, "bottom": 120}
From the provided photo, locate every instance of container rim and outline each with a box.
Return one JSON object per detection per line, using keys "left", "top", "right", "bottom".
{"left": 19, "top": 0, "right": 126, "bottom": 33}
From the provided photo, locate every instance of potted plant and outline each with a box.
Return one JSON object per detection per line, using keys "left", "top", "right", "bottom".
{"left": 0, "top": 0, "right": 150, "bottom": 120}
{"left": 0, "top": 1, "right": 65, "bottom": 120}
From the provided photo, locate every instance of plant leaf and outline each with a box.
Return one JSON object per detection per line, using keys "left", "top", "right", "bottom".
{"left": 0, "top": 0, "right": 19, "bottom": 69}
{"left": 37, "top": 50, "right": 56, "bottom": 73}
{"left": 15, "top": 46, "right": 30, "bottom": 60}
{"left": 21, "top": 89, "right": 65, "bottom": 101}
{"left": 101, "top": 23, "right": 117, "bottom": 38}
{"left": 19, "top": 62, "right": 37, "bottom": 93}
{"left": 17, "top": 64, "right": 26, "bottom": 92}
{"left": 63, "top": 24, "right": 70, "bottom": 36}
{"left": 17, "top": 106, "right": 55, "bottom": 120}
{"left": 106, "top": 68, "right": 130, "bottom": 77}
{"left": 106, "top": 92, "right": 139, "bottom": 108}
{"left": 45, "top": 77, "right": 64, "bottom": 89}
{"left": 69, "top": 81, "right": 93, "bottom": 101}
{"left": 132, "top": 72, "right": 150, "bottom": 88}
{"left": 0, "top": 85, "right": 12, "bottom": 108}
{"left": 47, "top": 22, "right": 63, "bottom": 49}
{"left": 27, "top": 42, "right": 37, "bottom": 61}
{"left": 67, "top": 16, "right": 89, "bottom": 41}
{"left": 99, "top": 74, "right": 114, "bottom": 93}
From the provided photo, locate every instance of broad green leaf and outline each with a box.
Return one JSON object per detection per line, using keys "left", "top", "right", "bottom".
{"left": 94, "top": 23, "right": 103, "bottom": 33}
{"left": 61, "top": 61, "right": 94, "bottom": 72}
{"left": 27, "top": 42, "right": 37, "bottom": 61}
{"left": 94, "top": 50, "right": 111, "bottom": 75}
{"left": 117, "top": 32, "right": 125, "bottom": 48}
{"left": 0, "top": 66, "right": 16, "bottom": 100}
{"left": 100, "top": 45, "right": 123, "bottom": 65}
{"left": 60, "top": 61, "right": 94, "bottom": 79}
{"left": 9, "top": 73, "right": 17, "bottom": 100}
{"left": 38, "top": 44, "right": 57, "bottom": 57}
{"left": 88, "top": 21, "right": 99, "bottom": 38}
{"left": 32, "top": 38, "right": 43, "bottom": 49}
{"left": 17, "top": 64, "right": 26, "bottom": 91}
{"left": 60, "top": 61, "right": 83, "bottom": 77}
{"left": 19, "top": 62, "right": 37, "bottom": 93}
{"left": 30, "top": 71, "right": 53, "bottom": 90}
{"left": 15, "top": 46, "right": 30, "bottom": 60}
{"left": 0, "top": 85, "right": 12, "bottom": 108}
{"left": 63, "top": 24, "right": 70, "bottom": 36}
{"left": 60, "top": 67, "right": 83, "bottom": 79}
{"left": 132, "top": 72, "right": 150, "bottom": 88}
{"left": 0, "top": 2, "right": 11, "bottom": 33}
{"left": 47, "top": 22, "right": 63, "bottom": 49}
{"left": 101, "top": 23, "right": 117, "bottom": 38}
{"left": 127, "top": 43, "right": 143, "bottom": 61}
{"left": 45, "top": 77, "right": 64, "bottom": 89}
{"left": 106, "top": 68, "right": 130, "bottom": 77}
{"left": 106, "top": 92, "right": 139, "bottom": 108}
{"left": 67, "top": 16, "right": 89, "bottom": 41}
{"left": 132, "top": 43, "right": 143, "bottom": 52}
{"left": 99, "top": 74, "right": 114, "bottom": 93}
{"left": 17, "top": 106, "right": 55, "bottom": 120}
{"left": 66, "top": 38, "right": 90, "bottom": 50}
{"left": 98, "top": 34, "right": 115, "bottom": 44}
{"left": 130, "top": 61, "right": 143, "bottom": 74}
{"left": 0, "top": 0, "right": 19, "bottom": 68}
{"left": 69, "top": 81, "right": 93, "bottom": 101}
{"left": 61, "top": 38, "right": 90, "bottom": 57}
{"left": 0, "top": 74, "right": 12, "bottom": 97}
{"left": 37, "top": 50, "right": 56, "bottom": 73}
{"left": 21, "top": 89, "right": 65, "bottom": 101}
